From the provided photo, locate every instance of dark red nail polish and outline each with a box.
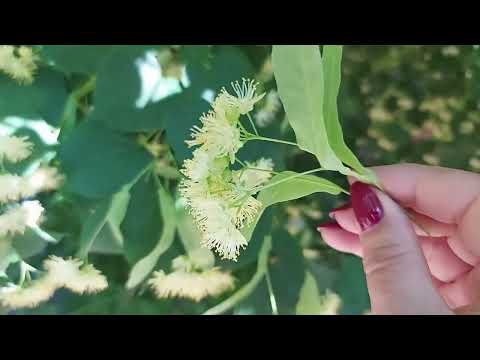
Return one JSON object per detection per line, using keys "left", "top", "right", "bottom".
{"left": 329, "top": 202, "right": 351, "bottom": 219}
{"left": 350, "top": 182, "right": 384, "bottom": 231}
{"left": 316, "top": 221, "right": 342, "bottom": 232}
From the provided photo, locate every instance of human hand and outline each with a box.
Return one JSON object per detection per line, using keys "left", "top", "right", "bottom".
{"left": 317, "top": 164, "right": 480, "bottom": 315}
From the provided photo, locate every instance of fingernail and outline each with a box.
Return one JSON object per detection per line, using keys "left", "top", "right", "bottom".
{"left": 329, "top": 202, "right": 351, "bottom": 219}
{"left": 316, "top": 220, "right": 342, "bottom": 232}
{"left": 350, "top": 182, "right": 384, "bottom": 231}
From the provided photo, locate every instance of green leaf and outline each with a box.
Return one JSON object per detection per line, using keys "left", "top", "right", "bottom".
{"left": 333, "top": 255, "right": 370, "bottom": 315}
{"left": 203, "top": 235, "right": 272, "bottom": 315}
{"left": 322, "top": 45, "right": 377, "bottom": 181}
{"left": 126, "top": 182, "right": 176, "bottom": 289}
{"left": 158, "top": 89, "right": 211, "bottom": 165}
{"left": 258, "top": 171, "right": 344, "bottom": 208}
{"left": 187, "top": 45, "right": 255, "bottom": 93}
{"left": 90, "top": 46, "right": 172, "bottom": 132}
{"left": 0, "top": 67, "right": 68, "bottom": 126}
{"left": 272, "top": 45, "right": 343, "bottom": 170}
{"left": 76, "top": 196, "right": 118, "bottom": 259}
{"left": 76, "top": 187, "right": 132, "bottom": 259}
{"left": 121, "top": 174, "right": 164, "bottom": 265}
{"left": 59, "top": 120, "right": 153, "bottom": 198}
{"left": 90, "top": 189, "right": 130, "bottom": 255}
{"left": 272, "top": 45, "right": 378, "bottom": 185}
{"left": 295, "top": 271, "right": 324, "bottom": 315}
{"left": 12, "top": 226, "right": 58, "bottom": 259}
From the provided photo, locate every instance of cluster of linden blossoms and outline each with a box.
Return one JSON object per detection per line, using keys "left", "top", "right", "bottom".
{"left": 0, "top": 134, "right": 64, "bottom": 238}
{"left": 0, "top": 256, "right": 108, "bottom": 309}
{"left": 148, "top": 254, "right": 235, "bottom": 302}
{"left": 0, "top": 134, "right": 107, "bottom": 310}
{"left": 0, "top": 45, "right": 38, "bottom": 84}
{"left": 180, "top": 78, "right": 275, "bottom": 261}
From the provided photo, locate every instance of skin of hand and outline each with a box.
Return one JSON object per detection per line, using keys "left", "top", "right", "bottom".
{"left": 317, "top": 164, "right": 480, "bottom": 315}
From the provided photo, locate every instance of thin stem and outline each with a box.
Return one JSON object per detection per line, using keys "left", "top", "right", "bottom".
{"left": 237, "top": 121, "right": 249, "bottom": 135}
{"left": 234, "top": 157, "right": 247, "bottom": 168}
{"left": 252, "top": 168, "right": 326, "bottom": 193}
{"left": 244, "top": 135, "right": 299, "bottom": 148}
{"left": 265, "top": 267, "right": 278, "bottom": 315}
{"left": 244, "top": 167, "right": 282, "bottom": 176}
{"left": 246, "top": 113, "right": 259, "bottom": 136}
{"left": 251, "top": 167, "right": 350, "bottom": 196}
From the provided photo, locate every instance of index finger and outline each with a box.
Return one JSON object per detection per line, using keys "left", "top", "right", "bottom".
{"left": 349, "top": 163, "right": 480, "bottom": 225}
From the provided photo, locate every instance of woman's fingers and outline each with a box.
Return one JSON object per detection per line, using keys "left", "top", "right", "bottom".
{"left": 317, "top": 222, "right": 362, "bottom": 257}
{"left": 331, "top": 206, "right": 456, "bottom": 237}
{"left": 318, "top": 223, "right": 473, "bottom": 284}
{"left": 346, "top": 164, "right": 480, "bottom": 257}
{"left": 420, "top": 237, "right": 472, "bottom": 283}
{"left": 438, "top": 265, "right": 480, "bottom": 309}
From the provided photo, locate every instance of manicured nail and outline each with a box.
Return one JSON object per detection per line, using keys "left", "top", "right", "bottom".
{"left": 316, "top": 220, "right": 342, "bottom": 232}
{"left": 350, "top": 182, "right": 384, "bottom": 231}
{"left": 329, "top": 202, "right": 351, "bottom": 219}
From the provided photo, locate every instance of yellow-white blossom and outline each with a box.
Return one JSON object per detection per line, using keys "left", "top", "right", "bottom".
{"left": 186, "top": 111, "right": 242, "bottom": 163}
{"left": 43, "top": 256, "right": 108, "bottom": 294}
{"left": 24, "top": 166, "right": 64, "bottom": 194}
{"left": 180, "top": 79, "right": 268, "bottom": 261}
{"left": 148, "top": 256, "right": 235, "bottom": 302}
{"left": 0, "top": 174, "right": 25, "bottom": 203}
{"left": 0, "top": 200, "right": 44, "bottom": 237}
{"left": 221, "top": 78, "right": 266, "bottom": 115}
{"left": 254, "top": 90, "right": 281, "bottom": 128}
{"left": 0, "top": 277, "right": 56, "bottom": 309}
{"left": 318, "top": 290, "right": 342, "bottom": 315}
{"left": 0, "top": 45, "right": 38, "bottom": 84}
{"left": 194, "top": 199, "right": 248, "bottom": 260}
{"left": 226, "top": 190, "right": 263, "bottom": 228}
{"left": 0, "top": 135, "right": 33, "bottom": 163}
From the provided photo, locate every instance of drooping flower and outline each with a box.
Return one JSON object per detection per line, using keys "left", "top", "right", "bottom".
{"left": 233, "top": 157, "right": 274, "bottom": 190}
{"left": 0, "top": 45, "right": 38, "bottom": 84}
{"left": 180, "top": 148, "right": 216, "bottom": 182}
{"left": 225, "top": 190, "right": 263, "bottom": 228}
{"left": 43, "top": 256, "right": 108, "bottom": 294}
{"left": 194, "top": 199, "right": 248, "bottom": 260}
{"left": 254, "top": 90, "right": 282, "bottom": 128}
{"left": 0, "top": 276, "right": 57, "bottom": 309}
{"left": 318, "top": 290, "right": 342, "bottom": 315}
{"left": 23, "top": 166, "right": 64, "bottom": 194}
{"left": 221, "top": 78, "right": 266, "bottom": 115}
{"left": 0, "top": 200, "right": 44, "bottom": 237}
{"left": 0, "top": 174, "right": 25, "bottom": 203}
{"left": 0, "top": 135, "right": 33, "bottom": 163}
{"left": 148, "top": 255, "right": 235, "bottom": 302}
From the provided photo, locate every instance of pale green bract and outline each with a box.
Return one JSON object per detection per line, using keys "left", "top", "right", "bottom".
{"left": 272, "top": 45, "right": 379, "bottom": 186}
{"left": 125, "top": 182, "right": 176, "bottom": 290}
{"left": 295, "top": 271, "right": 324, "bottom": 315}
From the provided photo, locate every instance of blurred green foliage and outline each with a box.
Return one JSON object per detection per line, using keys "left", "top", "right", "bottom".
{"left": 1, "top": 45, "right": 478, "bottom": 315}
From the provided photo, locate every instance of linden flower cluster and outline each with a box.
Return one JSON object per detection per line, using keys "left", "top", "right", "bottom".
{"left": 180, "top": 79, "right": 275, "bottom": 261}
{"left": 0, "top": 45, "right": 38, "bottom": 84}
{"left": 0, "top": 256, "right": 108, "bottom": 309}
{"left": 0, "top": 135, "right": 64, "bottom": 237}
{"left": 148, "top": 255, "right": 235, "bottom": 302}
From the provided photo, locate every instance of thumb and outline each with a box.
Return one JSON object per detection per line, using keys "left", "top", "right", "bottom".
{"left": 350, "top": 182, "right": 452, "bottom": 315}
